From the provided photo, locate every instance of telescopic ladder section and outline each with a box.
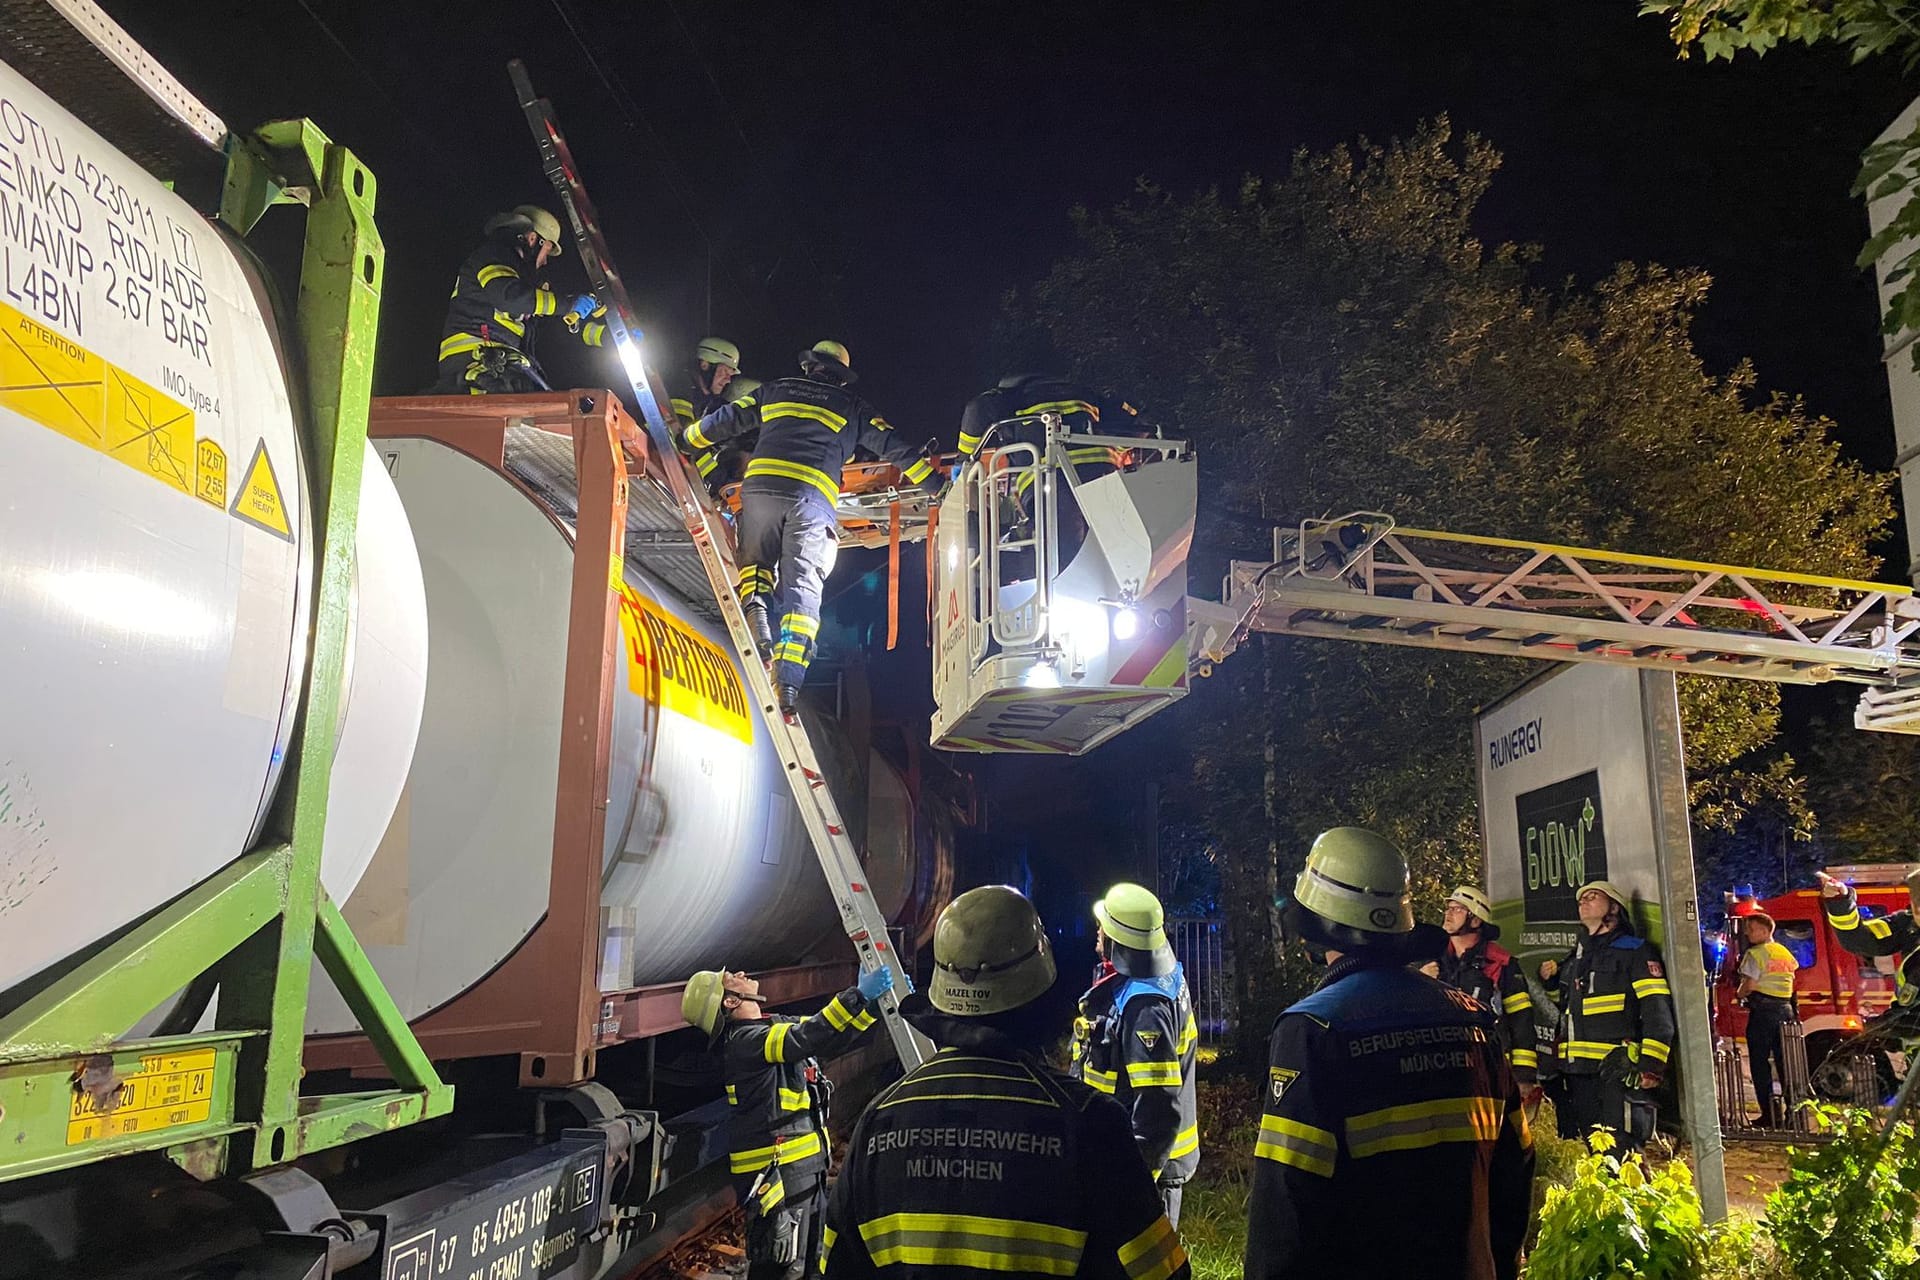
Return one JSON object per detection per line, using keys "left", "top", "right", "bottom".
{"left": 1187, "top": 514, "right": 1920, "bottom": 732}
{"left": 510, "top": 62, "right": 928, "bottom": 1068}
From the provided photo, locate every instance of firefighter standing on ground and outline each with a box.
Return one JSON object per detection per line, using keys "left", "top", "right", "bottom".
{"left": 1069, "top": 884, "right": 1202, "bottom": 1225}
{"left": 1537, "top": 880, "right": 1676, "bottom": 1151}
{"left": 1817, "top": 868, "right": 1920, "bottom": 1026}
{"left": 684, "top": 341, "right": 937, "bottom": 711}
{"left": 1734, "top": 910, "right": 1800, "bottom": 1127}
{"left": 1245, "top": 828, "right": 1533, "bottom": 1280}
{"left": 824, "top": 885, "right": 1188, "bottom": 1280}
{"left": 682, "top": 964, "right": 894, "bottom": 1280}
{"left": 433, "top": 206, "right": 605, "bottom": 394}
{"left": 1437, "top": 885, "right": 1540, "bottom": 1092}
{"left": 670, "top": 337, "right": 747, "bottom": 492}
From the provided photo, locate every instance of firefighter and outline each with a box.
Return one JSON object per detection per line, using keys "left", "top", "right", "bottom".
{"left": 823, "top": 885, "right": 1188, "bottom": 1280}
{"left": 684, "top": 341, "right": 938, "bottom": 712}
{"left": 1068, "top": 884, "right": 1202, "bottom": 1225}
{"left": 1816, "top": 868, "right": 1920, "bottom": 1022}
{"left": 670, "top": 337, "right": 747, "bottom": 492}
{"left": 681, "top": 964, "right": 895, "bottom": 1280}
{"left": 1437, "top": 885, "right": 1540, "bottom": 1091}
{"left": 1246, "top": 828, "right": 1533, "bottom": 1280}
{"left": 1536, "top": 880, "right": 1676, "bottom": 1152}
{"left": 433, "top": 206, "right": 606, "bottom": 394}
{"left": 1734, "top": 910, "right": 1800, "bottom": 1127}
{"left": 957, "top": 374, "right": 1127, "bottom": 560}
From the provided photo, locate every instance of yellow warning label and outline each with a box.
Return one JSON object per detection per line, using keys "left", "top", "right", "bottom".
{"left": 66, "top": 1048, "right": 218, "bottom": 1145}
{"left": 0, "top": 304, "right": 104, "bottom": 447}
{"left": 104, "top": 364, "right": 194, "bottom": 496}
{"left": 617, "top": 583, "right": 753, "bottom": 744}
{"left": 195, "top": 437, "right": 227, "bottom": 508}
{"left": 229, "top": 438, "right": 293, "bottom": 541}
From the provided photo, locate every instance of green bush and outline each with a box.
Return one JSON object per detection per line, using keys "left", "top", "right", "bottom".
{"left": 1763, "top": 1105, "right": 1920, "bottom": 1280}
{"left": 1525, "top": 1131, "right": 1772, "bottom": 1280}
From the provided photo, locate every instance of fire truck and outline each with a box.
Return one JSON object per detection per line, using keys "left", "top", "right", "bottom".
{"left": 1709, "top": 866, "right": 1918, "bottom": 1099}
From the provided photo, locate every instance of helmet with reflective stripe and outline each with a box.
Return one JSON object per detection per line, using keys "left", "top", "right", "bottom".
{"left": 682, "top": 969, "right": 727, "bottom": 1039}
{"left": 930, "top": 885, "right": 1057, "bottom": 1016}
{"left": 1293, "top": 827, "right": 1413, "bottom": 936}
{"left": 799, "top": 339, "right": 856, "bottom": 384}
{"left": 1095, "top": 883, "right": 1167, "bottom": 952}
{"left": 1447, "top": 885, "right": 1496, "bottom": 924}
{"left": 695, "top": 336, "right": 741, "bottom": 370}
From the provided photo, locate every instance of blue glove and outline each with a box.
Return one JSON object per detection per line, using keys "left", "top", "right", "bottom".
{"left": 857, "top": 964, "right": 894, "bottom": 1002}
{"left": 562, "top": 293, "right": 599, "bottom": 331}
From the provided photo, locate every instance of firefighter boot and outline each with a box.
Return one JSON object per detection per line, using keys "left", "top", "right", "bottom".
{"left": 744, "top": 598, "right": 774, "bottom": 658}
{"left": 777, "top": 682, "right": 802, "bottom": 715}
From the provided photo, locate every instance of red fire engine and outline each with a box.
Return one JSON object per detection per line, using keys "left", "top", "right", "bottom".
{"left": 1709, "top": 865, "right": 1917, "bottom": 1098}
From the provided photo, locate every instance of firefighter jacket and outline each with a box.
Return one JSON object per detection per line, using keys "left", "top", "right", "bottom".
{"left": 1823, "top": 885, "right": 1920, "bottom": 1007}
{"left": 823, "top": 1004, "right": 1189, "bottom": 1280}
{"left": 688, "top": 375, "right": 933, "bottom": 505}
{"left": 437, "top": 232, "right": 606, "bottom": 368}
{"left": 1069, "top": 967, "right": 1201, "bottom": 1184}
{"left": 958, "top": 375, "right": 1103, "bottom": 459}
{"left": 670, "top": 368, "right": 737, "bottom": 482}
{"left": 1541, "top": 928, "right": 1676, "bottom": 1080}
{"left": 1437, "top": 939, "right": 1539, "bottom": 1085}
{"left": 718, "top": 987, "right": 879, "bottom": 1193}
{"left": 1245, "top": 956, "right": 1534, "bottom": 1280}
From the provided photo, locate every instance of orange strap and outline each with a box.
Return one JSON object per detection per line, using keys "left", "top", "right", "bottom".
{"left": 887, "top": 500, "right": 902, "bottom": 650}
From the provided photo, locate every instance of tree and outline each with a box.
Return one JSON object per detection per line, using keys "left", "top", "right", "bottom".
{"left": 1640, "top": 0, "right": 1920, "bottom": 364}
{"left": 1804, "top": 708, "right": 1920, "bottom": 861}
{"left": 1012, "top": 120, "right": 1895, "bottom": 1061}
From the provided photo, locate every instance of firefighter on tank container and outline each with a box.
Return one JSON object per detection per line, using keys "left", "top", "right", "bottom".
{"left": 433, "top": 205, "right": 605, "bottom": 394}
{"left": 682, "top": 963, "right": 894, "bottom": 1280}
{"left": 1245, "top": 828, "right": 1534, "bottom": 1280}
{"left": 684, "top": 341, "right": 938, "bottom": 712}
{"left": 1069, "top": 883, "right": 1201, "bottom": 1225}
{"left": 1537, "top": 880, "right": 1675, "bottom": 1152}
{"left": 823, "top": 885, "right": 1188, "bottom": 1280}
{"left": 670, "top": 336, "right": 748, "bottom": 492}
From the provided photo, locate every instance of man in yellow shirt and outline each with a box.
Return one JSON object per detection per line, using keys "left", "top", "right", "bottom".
{"left": 1735, "top": 911, "right": 1800, "bottom": 1127}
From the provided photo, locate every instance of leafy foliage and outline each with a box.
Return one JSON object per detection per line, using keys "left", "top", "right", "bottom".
{"left": 1640, "top": 0, "right": 1920, "bottom": 361}
{"left": 1764, "top": 1104, "right": 1920, "bottom": 1279}
{"left": 1804, "top": 712, "right": 1920, "bottom": 862}
{"left": 1525, "top": 1130, "right": 1772, "bottom": 1280}
{"left": 1013, "top": 120, "right": 1894, "bottom": 1051}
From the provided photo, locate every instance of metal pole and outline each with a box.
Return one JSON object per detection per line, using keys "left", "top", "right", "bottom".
{"left": 1640, "top": 671, "right": 1728, "bottom": 1219}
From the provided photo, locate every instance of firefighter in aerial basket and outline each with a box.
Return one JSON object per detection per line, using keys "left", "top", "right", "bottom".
{"left": 1069, "top": 883, "right": 1202, "bottom": 1225}
{"left": 823, "top": 885, "right": 1188, "bottom": 1280}
{"left": 682, "top": 964, "right": 894, "bottom": 1280}
{"left": 1537, "top": 880, "right": 1676, "bottom": 1152}
{"left": 432, "top": 205, "right": 605, "bottom": 394}
{"left": 1246, "top": 828, "right": 1533, "bottom": 1280}
{"left": 684, "top": 341, "right": 940, "bottom": 712}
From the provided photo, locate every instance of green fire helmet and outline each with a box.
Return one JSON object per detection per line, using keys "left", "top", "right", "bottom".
{"left": 695, "top": 336, "right": 741, "bottom": 370}
{"left": 1577, "top": 880, "right": 1630, "bottom": 912}
{"left": 1447, "top": 885, "right": 1496, "bottom": 923}
{"left": 930, "top": 886, "right": 1057, "bottom": 1016}
{"left": 1293, "top": 827, "right": 1414, "bottom": 936}
{"left": 512, "top": 205, "right": 564, "bottom": 254}
{"left": 682, "top": 969, "right": 727, "bottom": 1040}
{"left": 1094, "top": 883, "right": 1168, "bottom": 953}
{"left": 727, "top": 375, "right": 762, "bottom": 401}
{"left": 799, "top": 339, "right": 856, "bottom": 383}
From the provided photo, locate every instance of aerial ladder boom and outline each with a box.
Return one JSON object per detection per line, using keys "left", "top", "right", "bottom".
{"left": 509, "top": 63, "right": 929, "bottom": 1068}
{"left": 1187, "top": 514, "right": 1920, "bottom": 732}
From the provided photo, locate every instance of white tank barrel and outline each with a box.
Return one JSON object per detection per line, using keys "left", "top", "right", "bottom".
{"left": 0, "top": 62, "right": 427, "bottom": 1004}
{"left": 307, "top": 433, "right": 919, "bottom": 1033}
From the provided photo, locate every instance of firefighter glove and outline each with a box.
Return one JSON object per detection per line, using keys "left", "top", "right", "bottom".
{"left": 858, "top": 965, "right": 895, "bottom": 1002}
{"left": 562, "top": 293, "right": 600, "bottom": 331}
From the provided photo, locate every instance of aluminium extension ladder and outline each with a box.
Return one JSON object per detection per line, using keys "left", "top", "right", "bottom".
{"left": 511, "top": 61, "right": 929, "bottom": 1069}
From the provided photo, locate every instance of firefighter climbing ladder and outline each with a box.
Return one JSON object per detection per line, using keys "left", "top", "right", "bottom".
{"left": 1188, "top": 513, "right": 1920, "bottom": 727}
{"left": 510, "top": 62, "right": 929, "bottom": 1068}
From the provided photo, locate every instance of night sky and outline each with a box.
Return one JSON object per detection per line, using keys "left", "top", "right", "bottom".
{"left": 96, "top": 0, "right": 1919, "bottom": 892}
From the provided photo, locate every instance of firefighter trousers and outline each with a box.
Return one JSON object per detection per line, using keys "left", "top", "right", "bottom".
{"left": 1158, "top": 1180, "right": 1183, "bottom": 1229}
{"left": 1746, "top": 997, "right": 1794, "bottom": 1127}
{"left": 1554, "top": 1069, "right": 1655, "bottom": 1153}
{"left": 745, "top": 1172, "right": 824, "bottom": 1280}
{"left": 738, "top": 479, "right": 838, "bottom": 690}
{"left": 432, "top": 347, "right": 549, "bottom": 395}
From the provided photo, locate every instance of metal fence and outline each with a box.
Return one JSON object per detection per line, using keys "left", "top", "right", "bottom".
{"left": 1168, "top": 916, "right": 1231, "bottom": 1045}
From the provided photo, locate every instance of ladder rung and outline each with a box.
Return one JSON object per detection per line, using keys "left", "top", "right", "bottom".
{"left": 1465, "top": 627, "right": 1498, "bottom": 641}
{"left": 1521, "top": 633, "right": 1557, "bottom": 647}
{"left": 1576, "top": 639, "right": 1608, "bottom": 652}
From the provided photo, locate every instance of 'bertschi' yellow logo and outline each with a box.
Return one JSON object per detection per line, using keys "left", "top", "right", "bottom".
{"left": 617, "top": 585, "right": 752, "bottom": 743}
